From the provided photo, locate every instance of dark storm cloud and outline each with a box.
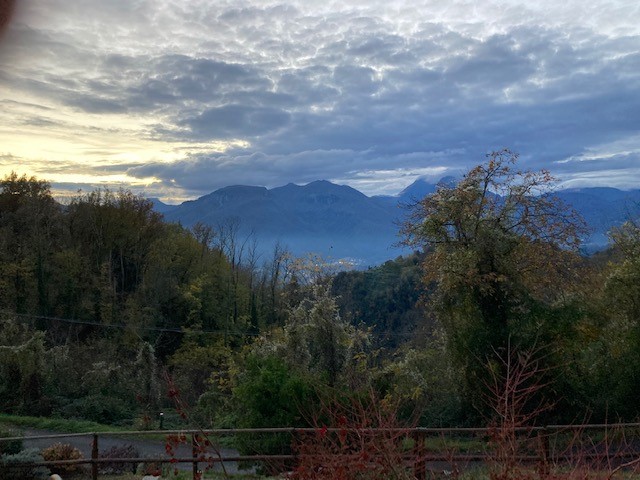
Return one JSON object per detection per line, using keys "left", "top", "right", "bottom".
{"left": 128, "top": 149, "right": 370, "bottom": 192}
{"left": 184, "top": 104, "right": 292, "bottom": 139}
{"left": 123, "top": 55, "right": 275, "bottom": 111}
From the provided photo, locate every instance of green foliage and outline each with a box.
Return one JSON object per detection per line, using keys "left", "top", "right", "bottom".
{"left": 59, "top": 394, "right": 136, "bottom": 425}
{"left": 0, "top": 427, "right": 22, "bottom": 455}
{"left": 231, "top": 354, "right": 315, "bottom": 454}
{"left": 0, "top": 413, "right": 130, "bottom": 433}
{"left": 0, "top": 172, "right": 270, "bottom": 425}
{"left": 4, "top": 169, "right": 640, "bottom": 431}
{"left": 0, "top": 318, "right": 50, "bottom": 415}
{"left": 0, "top": 173, "right": 349, "bottom": 429}
{"left": 375, "top": 332, "right": 464, "bottom": 426}
{"left": 0, "top": 311, "right": 165, "bottom": 425}
{"left": 0, "top": 172, "right": 60, "bottom": 317}
{"left": 224, "top": 279, "right": 377, "bottom": 453}
{"left": 134, "top": 224, "right": 229, "bottom": 332}
{"left": 332, "top": 253, "right": 425, "bottom": 349}
{"left": 234, "top": 354, "right": 314, "bottom": 428}
{"left": 401, "top": 151, "right": 587, "bottom": 419}
{"left": 0, "top": 448, "right": 50, "bottom": 480}
{"left": 402, "top": 150, "right": 584, "bottom": 316}
{"left": 564, "top": 220, "right": 640, "bottom": 421}
{"left": 606, "top": 221, "right": 640, "bottom": 323}
{"left": 284, "top": 284, "right": 367, "bottom": 386}
{"left": 169, "top": 337, "right": 232, "bottom": 422}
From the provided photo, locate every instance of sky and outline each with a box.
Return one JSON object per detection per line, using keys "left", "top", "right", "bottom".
{"left": 0, "top": 0, "right": 639, "bottom": 203}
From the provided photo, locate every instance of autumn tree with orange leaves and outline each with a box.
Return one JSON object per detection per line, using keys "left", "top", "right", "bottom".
{"left": 402, "top": 150, "right": 587, "bottom": 416}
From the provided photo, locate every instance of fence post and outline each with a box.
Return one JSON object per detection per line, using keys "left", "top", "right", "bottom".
{"left": 413, "top": 430, "right": 426, "bottom": 480}
{"left": 91, "top": 433, "right": 98, "bottom": 480}
{"left": 537, "top": 426, "right": 550, "bottom": 476}
{"left": 192, "top": 433, "right": 198, "bottom": 480}
{"left": 291, "top": 428, "right": 298, "bottom": 472}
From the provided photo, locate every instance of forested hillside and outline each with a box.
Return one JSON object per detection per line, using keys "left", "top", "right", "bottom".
{"left": 1, "top": 154, "right": 640, "bottom": 443}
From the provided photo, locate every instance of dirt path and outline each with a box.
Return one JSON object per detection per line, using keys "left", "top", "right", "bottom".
{"left": 20, "top": 428, "right": 252, "bottom": 474}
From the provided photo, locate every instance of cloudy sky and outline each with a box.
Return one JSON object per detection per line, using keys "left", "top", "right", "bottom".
{"left": 0, "top": 0, "right": 638, "bottom": 202}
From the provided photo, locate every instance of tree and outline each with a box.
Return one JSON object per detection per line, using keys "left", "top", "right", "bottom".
{"left": 375, "top": 332, "right": 463, "bottom": 426}
{"left": 0, "top": 172, "right": 61, "bottom": 315}
{"left": 331, "top": 253, "right": 425, "bottom": 349}
{"left": 213, "top": 218, "right": 257, "bottom": 343}
{"left": 580, "top": 219, "right": 640, "bottom": 418}
{"left": 401, "top": 150, "right": 586, "bottom": 413}
{"left": 220, "top": 281, "right": 372, "bottom": 455}
{"left": 284, "top": 284, "right": 367, "bottom": 386}
{"left": 230, "top": 354, "right": 315, "bottom": 456}
{"left": 66, "top": 188, "right": 164, "bottom": 323}
{"left": 606, "top": 220, "right": 640, "bottom": 323}
{"left": 0, "top": 315, "right": 49, "bottom": 415}
{"left": 259, "top": 241, "right": 291, "bottom": 327}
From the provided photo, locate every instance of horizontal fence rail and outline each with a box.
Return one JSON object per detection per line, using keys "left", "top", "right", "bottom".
{"left": 1, "top": 424, "right": 640, "bottom": 479}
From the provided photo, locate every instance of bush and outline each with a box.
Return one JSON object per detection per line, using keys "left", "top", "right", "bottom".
{"left": 58, "top": 394, "right": 135, "bottom": 425}
{"left": 291, "top": 389, "right": 416, "bottom": 480}
{"left": 232, "top": 354, "right": 316, "bottom": 456}
{"left": 99, "top": 444, "right": 140, "bottom": 474}
{"left": 135, "top": 458, "right": 167, "bottom": 477}
{"left": 0, "top": 426, "right": 23, "bottom": 455}
{"left": 0, "top": 448, "right": 50, "bottom": 480}
{"left": 41, "top": 442, "right": 84, "bottom": 475}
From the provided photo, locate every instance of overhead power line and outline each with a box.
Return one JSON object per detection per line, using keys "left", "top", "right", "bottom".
{"left": 0, "top": 310, "right": 420, "bottom": 339}
{"left": 0, "top": 310, "right": 259, "bottom": 337}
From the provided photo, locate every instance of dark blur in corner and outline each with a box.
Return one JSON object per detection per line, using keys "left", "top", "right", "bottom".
{"left": 0, "top": 0, "right": 15, "bottom": 37}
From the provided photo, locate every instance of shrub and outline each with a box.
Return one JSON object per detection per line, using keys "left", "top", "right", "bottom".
{"left": 99, "top": 444, "right": 140, "bottom": 474}
{"left": 135, "top": 457, "right": 166, "bottom": 477}
{"left": 58, "top": 394, "right": 135, "bottom": 425}
{"left": 291, "top": 389, "right": 416, "bottom": 480}
{"left": 41, "top": 442, "right": 84, "bottom": 475}
{"left": 0, "top": 448, "right": 50, "bottom": 480}
{"left": 0, "top": 426, "right": 23, "bottom": 455}
{"left": 231, "top": 354, "right": 316, "bottom": 457}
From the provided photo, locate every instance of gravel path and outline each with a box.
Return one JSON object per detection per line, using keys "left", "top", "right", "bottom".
{"left": 20, "top": 428, "right": 252, "bottom": 474}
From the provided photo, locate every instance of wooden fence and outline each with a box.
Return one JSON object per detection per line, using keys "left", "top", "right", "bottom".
{"left": 2, "top": 423, "right": 640, "bottom": 479}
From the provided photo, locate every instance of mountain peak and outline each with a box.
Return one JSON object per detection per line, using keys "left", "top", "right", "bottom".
{"left": 398, "top": 176, "right": 459, "bottom": 201}
{"left": 436, "top": 175, "right": 458, "bottom": 188}
{"left": 305, "top": 180, "right": 350, "bottom": 192}
{"left": 218, "top": 185, "right": 268, "bottom": 194}
{"left": 272, "top": 180, "right": 366, "bottom": 198}
{"left": 398, "top": 178, "right": 437, "bottom": 200}
{"left": 147, "top": 197, "right": 176, "bottom": 214}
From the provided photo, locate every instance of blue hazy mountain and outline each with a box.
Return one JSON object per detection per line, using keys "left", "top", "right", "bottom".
{"left": 148, "top": 197, "right": 177, "bottom": 214}
{"left": 160, "top": 179, "right": 640, "bottom": 266}
{"left": 555, "top": 187, "right": 640, "bottom": 251}
{"left": 163, "top": 180, "right": 406, "bottom": 265}
{"left": 373, "top": 176, "right": 458, "bottom": 209}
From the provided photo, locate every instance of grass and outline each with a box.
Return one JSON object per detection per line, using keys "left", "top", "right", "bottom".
{"left": 0, "top": 413, "right": 131, "bottom": 434}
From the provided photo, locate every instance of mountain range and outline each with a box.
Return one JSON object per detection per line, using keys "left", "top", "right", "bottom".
{"left": 153, "top": 179, "right": 640, "bottom": 267}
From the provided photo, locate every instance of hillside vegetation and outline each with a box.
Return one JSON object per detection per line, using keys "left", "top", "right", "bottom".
{"left": 1, "top": 151, "right": 640, "bottom": 446}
